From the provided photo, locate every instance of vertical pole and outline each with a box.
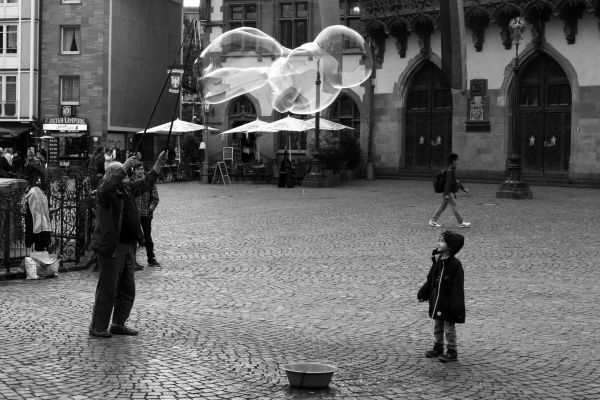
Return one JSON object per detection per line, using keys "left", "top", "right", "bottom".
{"left": 510, "top": 44, "right": 521, "bottom": 184}
{"left": 315, "top": 60, "right": 321, "bottom": 151}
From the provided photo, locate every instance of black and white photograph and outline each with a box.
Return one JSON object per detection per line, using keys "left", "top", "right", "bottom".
{"left": 1, "top": 0, "right": 599, "bottom": 398}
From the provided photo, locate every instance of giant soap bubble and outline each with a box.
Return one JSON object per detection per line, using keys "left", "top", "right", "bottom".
{"left": 196, "top": 25, "right": 372, "bottom": 114}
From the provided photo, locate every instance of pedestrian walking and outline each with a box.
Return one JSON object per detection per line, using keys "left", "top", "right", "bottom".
{"left": 417, "top": 230, "right": 465, "bottom": 362}
{"left": 88, "top": 151, "right": 166, "bottom": 338}
{"left": 429, "top": 153, "right": 470, "bottom": 228}
{"left": 132, "top": 162, "right": 160, "bottom": 268}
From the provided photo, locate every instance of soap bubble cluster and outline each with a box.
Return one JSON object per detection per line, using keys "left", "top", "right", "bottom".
{"left": 196, "top": 25, "right": 372, "bottom": 114}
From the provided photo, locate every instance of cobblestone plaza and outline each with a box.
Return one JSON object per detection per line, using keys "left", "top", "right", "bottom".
{"left": 1, "top": 180, "right": 599, "bottom": 399}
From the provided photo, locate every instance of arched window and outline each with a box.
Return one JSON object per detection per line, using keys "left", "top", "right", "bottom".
{"left": 228, "top": 97, "right": 257, "bottom": 162}
{"left": 330, "top": 95, "right": 360, "bottom": 140}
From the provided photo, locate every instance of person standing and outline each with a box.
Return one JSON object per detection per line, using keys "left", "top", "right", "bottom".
{"left": 0, "top": 148, "right": 11, "bottom": 177}
{"left": 88, "top": 151, "right": 166, "bottom": 338}
{"left": 417, "top": 230, "right": 466, "bottom": 362}
{"left": 278, "top": 151, "right": 294, "bottom": 188}
{"left": 132, "top": 162, "right": 160, "bottom": 267}
{"left": 429, "top": 153, "right": 470, "bottom": 228}
{"left": 87, "top": 146, "right": 105, "bottom": 189}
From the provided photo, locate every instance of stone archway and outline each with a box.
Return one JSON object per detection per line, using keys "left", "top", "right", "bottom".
{"left": 404, "top": 61, "right": 453, "bottom": 171}
{"left": 517, "top": 53, "right": 572, "bottom": 174}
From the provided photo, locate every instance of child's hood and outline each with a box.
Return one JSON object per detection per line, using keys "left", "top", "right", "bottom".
{"left": 443, "top": 231, "right": 464, "bottom": 256}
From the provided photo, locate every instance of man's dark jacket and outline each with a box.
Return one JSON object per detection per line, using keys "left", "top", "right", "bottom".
{"left": 91, "top": 167, "right": 158, "bottom": 257}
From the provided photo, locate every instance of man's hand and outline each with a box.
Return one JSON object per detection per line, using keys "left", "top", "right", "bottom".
{"left": 122, "top": 156, "right": 137, "bottom": 171}
{"left": 153, "top": 151, "right": 168, "bottom": 174}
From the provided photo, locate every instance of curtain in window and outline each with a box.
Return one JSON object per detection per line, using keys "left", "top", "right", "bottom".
{"left": 62, "top": 27, "right": 80, "bottom": 52}
{"left": 61, "top": 77, "right": 80, "bottom": 103}
{"left": 6, "top": 25, "right": 17, "bottom": 53}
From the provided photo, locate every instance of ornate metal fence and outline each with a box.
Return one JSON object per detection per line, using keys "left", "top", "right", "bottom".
{"left": 0, "top": 183, "right": 28, "bottom": 274}
{"left": 0, "top": 174, "right": 94, "bottom": 276}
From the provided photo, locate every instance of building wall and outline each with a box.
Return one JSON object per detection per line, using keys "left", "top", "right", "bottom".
{"left": 370, "top": 11, "right": 600, "bottom": 180}
{"left": 109, "top": 0, "right": 182, "bottom": 132}
{"left": 40, "top": 0, "right": 106, "bottom": 136}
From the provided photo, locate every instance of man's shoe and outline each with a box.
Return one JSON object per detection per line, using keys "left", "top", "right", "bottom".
{"left": 109, "top": 324, "right": 139, "bottom": 336}
{"left": 439, "top": 351, "right": 458, "bottom": 362}
{"left": 428, "top": 220, "right": 442, "bottom": 228}
{"left": 459, "top": 222, "right": 471, "bottom": 228}
{"left": 147, "top": 258, "right": 160, "bottom": 267}
{"left": 89, "top": 327, "right": 112, "bottom": 338}
{"left": 134, "top": 263, "right": 144, "bottom": 271}
{"left": 425, "top": 346, "right": 444, "bottom": 358}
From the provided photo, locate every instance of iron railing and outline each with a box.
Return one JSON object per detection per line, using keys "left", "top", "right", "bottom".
{"left": 0, "top": 173, "right": 94, "bottom": 275}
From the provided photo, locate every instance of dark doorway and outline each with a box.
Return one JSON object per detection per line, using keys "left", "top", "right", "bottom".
{"left": 404, "top": 62, "right": 453, "bottom": 171}
{"left": 518, "top": 54, "right": 571, "bottom": 173}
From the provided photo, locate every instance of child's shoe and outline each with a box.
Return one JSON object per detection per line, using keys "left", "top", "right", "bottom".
{"left": 424, "top": 344, "right": 444, "bottom": 358}
{"left": 438, "top": 349, "right": 458, "bottom": 362}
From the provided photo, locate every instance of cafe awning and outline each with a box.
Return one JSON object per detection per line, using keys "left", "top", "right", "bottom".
{"left": 0, "top": 124, "right": 34, "bottom": 139}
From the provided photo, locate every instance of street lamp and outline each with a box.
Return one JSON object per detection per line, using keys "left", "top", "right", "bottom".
{"left": 496, "top": 16, "right": 533, "bottom": 199}
{"left": 302, "top": 59, "right": 325, "bottom": 187}
{"left": 201, "top": 101, "right": 210, "bottom": 184}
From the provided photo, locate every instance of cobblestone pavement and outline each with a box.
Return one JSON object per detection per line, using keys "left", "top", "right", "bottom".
{"left": 1, "top": 179, "right": 599, "bottom": 399}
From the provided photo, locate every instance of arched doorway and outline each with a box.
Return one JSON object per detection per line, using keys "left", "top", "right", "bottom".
{"left": 404, "top": 62, "right": 452, "bottom": 170}
{"left": 518, "top": 53, "right": 571, "bottom": 174}
{"left": 227, "top": 96, "right": 257, "bottom": 162}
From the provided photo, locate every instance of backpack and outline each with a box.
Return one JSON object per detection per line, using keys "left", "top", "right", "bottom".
{"left": 433, "top": 169, "right": 447, "bottom": 193}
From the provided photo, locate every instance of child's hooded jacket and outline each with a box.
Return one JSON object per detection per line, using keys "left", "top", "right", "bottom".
{"left": 417, "top": 231, "right": 466, "bottom": 323}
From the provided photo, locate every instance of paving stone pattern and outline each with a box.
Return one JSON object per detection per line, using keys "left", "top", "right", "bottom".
{"left": 1, "top": 180, "right": 599, "bottom": 399}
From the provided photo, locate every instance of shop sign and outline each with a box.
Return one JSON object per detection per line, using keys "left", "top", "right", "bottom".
{"left": 43, "top": 123, "right": 88, "bottom": 132}
{"left": 47, "top": 117, "right": 86, "bottom": 124}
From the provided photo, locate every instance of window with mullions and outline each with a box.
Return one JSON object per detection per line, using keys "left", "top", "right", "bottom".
{"left": 339, "top": 0, "right": 361, "bottom": 49}
{"left": 0, "top": 75, "right": 17, "bottom": 117}
{"left": 279, "top": 2, "right": 308, "bottom": 48}
{"left": 0, "top": 25, "right": 18, "bottom": 54}
{"left": 228, "top": 3, "right": 257, "bottom": 29}
{"left": 227, "top": 3, "right": 257, "bottom": 52}
{"left": 330, "top": 95, "right": 360, "bottom": 140}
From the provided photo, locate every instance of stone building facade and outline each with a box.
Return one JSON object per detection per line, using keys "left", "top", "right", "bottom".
{"left": 361, "top": 0, "right": 600, "bottom": 183}
{"left": 199, "top": 0, "right": 600, "bottom": 184}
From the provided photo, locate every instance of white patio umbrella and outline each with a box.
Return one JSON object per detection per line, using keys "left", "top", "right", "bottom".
{"left": 220, "top": 119, "right": 269, "bottom": 135}
{"left": 305, "top": 118, "right": 354, "bottom": 131}
{"left": 220, "top": 119, "right": 270, "bottom": 161}
{"left": 137, "top": 118, "right": 218, "bottom": 162}
{"left": 248, "top": 116, "right": 313, "bottom": 160}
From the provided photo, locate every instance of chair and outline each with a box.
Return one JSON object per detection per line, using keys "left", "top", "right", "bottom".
{"left": 228, "top": 162, "right": 240, "bottom": 183}
{"left": 242, "top": 163, "right": 257, "bottom": 183}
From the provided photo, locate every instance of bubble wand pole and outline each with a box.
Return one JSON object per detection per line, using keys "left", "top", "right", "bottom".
{"left": 133, "top": 19, "right": 197, "bottom": 156}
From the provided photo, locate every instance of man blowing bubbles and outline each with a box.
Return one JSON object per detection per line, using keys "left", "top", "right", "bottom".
{"left": 89, "top": 151, "right": 166, "bottom": 338}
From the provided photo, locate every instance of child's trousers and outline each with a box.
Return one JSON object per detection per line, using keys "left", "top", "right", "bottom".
{"left": 433, "top": 320, "right": 456, "bottom": 351}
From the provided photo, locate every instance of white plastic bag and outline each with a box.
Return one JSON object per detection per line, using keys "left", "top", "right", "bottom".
{"left": 23, "top": 257, "right": 40, "bottom": 280}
